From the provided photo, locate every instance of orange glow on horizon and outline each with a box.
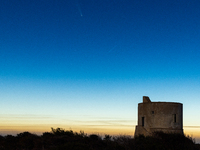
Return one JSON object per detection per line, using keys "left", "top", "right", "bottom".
{"left": 184, "top": 128, "right": 200, "bottom": 143}
{"left": 0, "top": 124, "right": 135, "bottom": 136}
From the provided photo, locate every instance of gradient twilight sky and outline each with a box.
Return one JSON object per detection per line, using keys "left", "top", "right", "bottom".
{"left": 1, "top": 0, "right": 200, "bottom": 142}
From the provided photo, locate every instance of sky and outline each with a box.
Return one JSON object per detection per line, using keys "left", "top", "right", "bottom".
{"left": 1, "top": 0, "right": 200, "bottom": 142}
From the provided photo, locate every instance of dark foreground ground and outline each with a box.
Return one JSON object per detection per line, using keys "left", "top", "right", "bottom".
{"left": 0, "top": 128, "right": 199, "bottom": 150}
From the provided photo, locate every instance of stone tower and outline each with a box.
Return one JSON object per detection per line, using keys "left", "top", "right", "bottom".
{"left": 134, "top": 96, "right": 183, "bottom": 136}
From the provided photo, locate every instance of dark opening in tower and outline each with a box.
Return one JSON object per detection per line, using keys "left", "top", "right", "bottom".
{"left": 173, "top": 114, "right": 176, "bottom": 123}
{"left": 142, "top": 117, "right": 144, "bottom": 126}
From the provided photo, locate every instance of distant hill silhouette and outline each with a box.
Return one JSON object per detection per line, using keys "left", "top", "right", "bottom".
{"left": 0, "top": 128, "right": 199, "bottom": 150}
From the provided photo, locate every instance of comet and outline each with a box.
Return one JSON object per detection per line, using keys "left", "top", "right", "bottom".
{"left": 77, "top": 1, "right": 83, "bottom": 17}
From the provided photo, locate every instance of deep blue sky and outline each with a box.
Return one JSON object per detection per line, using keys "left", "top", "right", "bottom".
{"left": 1, "top": 0, "right": 200, "bottom": 140}
{"left": 1, "top": 0, "right": 200, "bottom": 80}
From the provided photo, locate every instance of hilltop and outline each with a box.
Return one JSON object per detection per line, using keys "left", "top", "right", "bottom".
{"left": 0, "top": 128, "right": 199, "bottom": 150}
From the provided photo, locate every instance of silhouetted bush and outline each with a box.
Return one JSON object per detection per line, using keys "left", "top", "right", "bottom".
{"left": 17, "top": 132, "right": 41, "bottom": 150}
{"left": 133, "top": 131, "right": 199, "bottom": 150}
{"left": 4, "top": 135, "right": 17, "bottom": 150}
{"left": 0, "top": 128, "right": 199, "bottom": 150}
{"left": 89, "top": 134, "right": 101, "bottom": 141}
{"left": 103, "top": 134, "right": 112, "bottom": 141}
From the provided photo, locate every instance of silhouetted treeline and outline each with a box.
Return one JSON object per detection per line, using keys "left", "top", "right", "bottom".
{"left": 0, "top": 127, "right": 199, "bottom": 150}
